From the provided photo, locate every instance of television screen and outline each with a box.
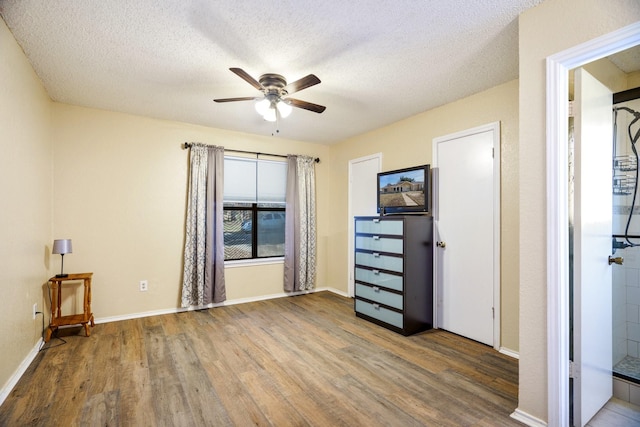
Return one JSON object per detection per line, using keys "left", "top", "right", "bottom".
{"left": 377, "top": 165, "right": 430, "bottom": 214}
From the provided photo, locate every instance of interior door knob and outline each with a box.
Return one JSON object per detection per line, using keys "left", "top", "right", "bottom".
{"left": 608, "top": 256, "right": 624, "bottom": 265}
{"left": 437, "top": 241, "right": 446, "bottom": 248}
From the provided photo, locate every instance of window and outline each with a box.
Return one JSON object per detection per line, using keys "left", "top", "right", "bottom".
{"left": 223, "top": 156, "right": 287, "bottom": 261}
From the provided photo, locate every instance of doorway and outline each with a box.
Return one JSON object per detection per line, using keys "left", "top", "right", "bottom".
{"left": 570, "top": 67, "right": 614, "bottom": 427}
{"left": 546, "top": 21, "right": 640, "bottom": 426}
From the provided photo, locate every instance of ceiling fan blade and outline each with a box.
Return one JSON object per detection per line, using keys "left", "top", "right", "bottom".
{"left": 287, "top": 98, "right": 326, "bottom": 113}
{"left": 284, "top": 74, "right": 321, "bottom": 95}
{"left": 229, "top": 68, "right": 263, "bottom": 91}
{"left": 214, "top": 97, "right": 256, "bottom": 103}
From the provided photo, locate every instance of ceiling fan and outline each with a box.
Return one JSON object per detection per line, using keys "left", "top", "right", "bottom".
{"left": 214, "top": 68, "right": 326, "bottom": 122}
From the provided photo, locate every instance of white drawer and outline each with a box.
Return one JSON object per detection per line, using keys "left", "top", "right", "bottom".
{"left": 355, "top": 283, "right": 403, "bottom": 310}
{"left": 355, "top": 252, "right": 403, "bottom": 273}
{"left": 355, "top": 299, "right": 403, "bottom": 329}
{"left": 355, "top": 267, "right": 403, "bottom": 292}
{"left": 355, "top": 235, "right": 403, "bottom": 254}
{"left": 355, "top": 218, "right": 403, "bottom": 236}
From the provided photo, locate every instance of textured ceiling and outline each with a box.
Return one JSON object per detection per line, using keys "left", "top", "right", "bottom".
{"left": 0, "top": 0, "right": 547, "bottom": 144}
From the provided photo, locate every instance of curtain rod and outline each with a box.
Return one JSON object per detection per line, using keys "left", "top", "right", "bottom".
{"left": 182, "top": 143, "right": 320, "bottom": 163}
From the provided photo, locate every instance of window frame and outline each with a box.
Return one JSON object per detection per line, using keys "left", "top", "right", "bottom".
{"left": 223, "top": 203, "right": 286, "bottom": 262}
{"left": 222, "top": 155, "right": 287, "bottom": 263}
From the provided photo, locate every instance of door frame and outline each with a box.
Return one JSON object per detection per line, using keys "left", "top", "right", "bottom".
{"left": 432, "top": 122, "right": 501, "bottom": 349}
{"left": 347, "top": 153, "right": 382, "bottom": 297}
{"left": 546, "top": 22, "right": 640, "bottom": 426}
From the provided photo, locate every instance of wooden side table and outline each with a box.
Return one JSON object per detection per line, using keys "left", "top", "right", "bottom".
{"left": 45, "top": 272, "right": 94, "bottom": 342}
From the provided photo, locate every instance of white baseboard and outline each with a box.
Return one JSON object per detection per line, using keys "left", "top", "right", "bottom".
{"left": 499, "top": 346, "right": 520, "bottom": 359}
{"left": 511, "top": 408, "right": 547, "bottom": 427}
{"left": 95, "top": 287, "right": 348, "bottom": 324}
{"left": 0, "top": 338, "right": 42, "bottom": 407}
{"left": 0, "top": 287, "right": 347, "bottom": 407}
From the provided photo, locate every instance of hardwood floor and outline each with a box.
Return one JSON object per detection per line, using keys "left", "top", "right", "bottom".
{"left": 0, "top": 292, "right": 522, "bottom": 426}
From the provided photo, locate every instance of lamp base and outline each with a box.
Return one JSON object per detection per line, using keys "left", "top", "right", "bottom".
{"left": 55, "top": 274, "right": 69, "bottom": 278}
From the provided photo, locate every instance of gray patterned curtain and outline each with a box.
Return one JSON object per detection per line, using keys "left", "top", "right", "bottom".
{"left": 181, "top": 143, "right": 226, "bottom": 307}
{"left": 284, "top": 155, "right": 317, "bottom": 292}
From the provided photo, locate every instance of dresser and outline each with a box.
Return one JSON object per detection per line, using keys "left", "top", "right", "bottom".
{"left": 354, "top": 215, "right": 433, "bottom": 335}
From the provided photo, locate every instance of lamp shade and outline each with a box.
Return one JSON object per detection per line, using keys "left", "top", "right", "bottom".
{"left": 52, "top": 239, "right": 72, "bottom": 255}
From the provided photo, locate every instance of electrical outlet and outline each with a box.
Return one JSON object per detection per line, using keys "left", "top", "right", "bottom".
{"left": 33, "top": 303, "right": 38, "bottom": 319}
{"left": 139, "top": 280, "right": 148, "bottom": 292}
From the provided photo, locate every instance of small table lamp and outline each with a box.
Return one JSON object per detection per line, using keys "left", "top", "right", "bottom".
{"left": 52, "top": 239, "right": 72, "bottom": 278}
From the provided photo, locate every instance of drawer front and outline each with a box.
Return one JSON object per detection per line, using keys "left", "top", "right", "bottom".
{"left": 355, "top": 219, "right": 403, "bottom": 236}
{"left": 355, "top": 267, "right": 403, "bottom": 292}
{"left": 355, "top": 252, "right": 403, "bottom": 273}
{"left": 355, "top": 283, "right": 403, "bottom": 310}
{"left": 355, "top": 299, "right": 403, "bottom": 329}
{"left": 355, "top": 235, "right": 403, "bottom": 254}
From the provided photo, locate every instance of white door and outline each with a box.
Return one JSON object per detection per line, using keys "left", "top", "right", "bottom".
{"left": 433, "top": 123, "right": 500, "bottom": 347}
{"left": 572, "top": 68, "right": 613, "bottom": 427}
{"left": 348, "top": 154, "right": 381, "bottom": 296}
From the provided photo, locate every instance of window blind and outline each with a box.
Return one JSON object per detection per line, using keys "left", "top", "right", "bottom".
{"left": 223, "top": 157, "right": 287, "bottom": 203}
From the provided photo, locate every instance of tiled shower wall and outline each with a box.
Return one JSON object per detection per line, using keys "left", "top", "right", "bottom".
{"left": 612, "top": 242, "right": 640, "bottom": 365}
{"left": 613, "top": 97, "right": 640, "bottom": 365}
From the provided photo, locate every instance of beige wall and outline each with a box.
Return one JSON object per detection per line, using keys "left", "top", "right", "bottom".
{"left": 629, "top": 70, "right": 640, "bottom": 88}
{"left": 327, "top": 79, "right": 520, "bottom": 352}
{"left": 51, "top": 104, "right": 331, "bottom": 319}
{"left": 518, "top": 0, "right": 640, "bottom": 421}
{"left": 0, "top": 19, "right": 52, "bottom": 392}
{"left": 584, "top": 59, "right": 630, "bottom": 94}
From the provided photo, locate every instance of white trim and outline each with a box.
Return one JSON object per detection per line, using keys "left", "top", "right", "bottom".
{"left": 432, "top": 122, "right": 501, "bottom": 350}
{"left": 0, "top": 338, "right": 43, "bottom": 407}
{"left": 546, "top": 21, "right": 640, "bottom": 427}
{"left": 510, "top": 408, "right": 548, "bottom": 427}
{"left": 492, "top": 122, "right": 502, "bottom": 351}
{"left": 499, "top": 347, "right": 520, "bottom": 360}
{"left": 347, "top": 153, "right": 382, "bottom": 297}
{"left": 95, "top": 287, "right": 348, "bottom": 324}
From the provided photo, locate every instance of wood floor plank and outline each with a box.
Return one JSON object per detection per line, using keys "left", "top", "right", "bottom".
{"left": 80, "top": 389, "right": 120, "bottom": 426}
{"left": 120, "top": 318, "right": 147, "bottom": 365}
{"left": 117, "top": 363, "right": 157, "bottom": 427}
{"left": 0, "top": 292, "right": 523, "bottom": 426}
{"left": 205, "top": 358, "right": 272, "bottom": 426}
{"left": 44, "top": 330, "right": 98, "bottom": 425}
{"left": 168, "top": 332, "right": 233, "bottom": 425}
{"left": 143, "top": 324, "right": 193, "bottom": 426}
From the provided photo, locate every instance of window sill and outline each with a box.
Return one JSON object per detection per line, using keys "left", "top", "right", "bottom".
{"left": 224, "top": 257, "right": 285, "bottom": 268}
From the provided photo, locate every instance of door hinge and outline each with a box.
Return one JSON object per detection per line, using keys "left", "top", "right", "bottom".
{"left": 568, "top": 100, "right": 574, "bottom": 118}
{"left": 492, "top": 307, "right": 495, "bottom": 318}
{"left": 569, "top": 360, "right": 578, "bottom": 379}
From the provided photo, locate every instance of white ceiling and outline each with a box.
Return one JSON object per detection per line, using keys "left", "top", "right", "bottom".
{"left": 2, "top": 0, "right": 549, "bottom": 144}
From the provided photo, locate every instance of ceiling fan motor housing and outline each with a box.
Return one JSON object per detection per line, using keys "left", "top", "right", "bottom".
{"left": 259, "top": 73, "right": 288, "bottom": 96}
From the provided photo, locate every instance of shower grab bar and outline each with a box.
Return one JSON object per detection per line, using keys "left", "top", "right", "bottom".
{"left": 613, "top": 234, "right": 640, "bottom": 239}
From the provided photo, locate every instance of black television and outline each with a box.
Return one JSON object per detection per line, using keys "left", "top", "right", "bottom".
{"left": 377, "top": 164, "right": 430, "bottom": 215}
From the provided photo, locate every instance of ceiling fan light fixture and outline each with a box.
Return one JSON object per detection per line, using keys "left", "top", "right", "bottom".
{"left": 277, "top": 100, "right": 292, "bottom": 118}
{"left": 263, "top": 107, "right": 277, "bottom": 122}
{"left": 255, "top": 98, "right": 270, "bottom": 115}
